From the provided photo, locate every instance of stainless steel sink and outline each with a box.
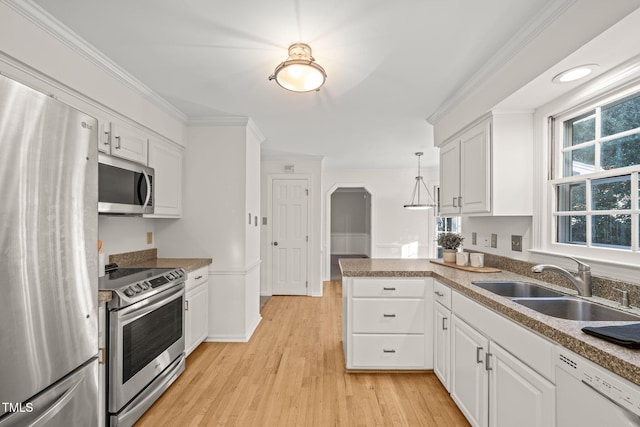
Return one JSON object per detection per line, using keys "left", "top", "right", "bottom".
{"left": 512, "top": 297, "right": 640, "bottom": 321}
{"left": 472, "top": 281, "right": 566, "bottom": 298}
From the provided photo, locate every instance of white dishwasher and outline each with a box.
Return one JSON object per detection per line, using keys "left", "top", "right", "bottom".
{"left": 556, "top": 347, "right": 640, "bottom": 426}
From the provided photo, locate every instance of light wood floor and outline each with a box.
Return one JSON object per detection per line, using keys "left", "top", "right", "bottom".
{"left": 136, "top": 281, "right": 469, "bottom": 427}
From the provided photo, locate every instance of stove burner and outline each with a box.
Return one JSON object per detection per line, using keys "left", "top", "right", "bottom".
{"left": 99, "top": 265, "right": 185, "bottom": 308}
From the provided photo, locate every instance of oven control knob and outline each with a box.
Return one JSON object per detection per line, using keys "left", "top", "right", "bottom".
{"left": 132, "top": 284, "right": 142, "bottom": 292}
{"left": 124, "top": 288, "right": 135, "bottom": 297}
{"left": 140, "top": 282, "right": 149, "bottom": 290}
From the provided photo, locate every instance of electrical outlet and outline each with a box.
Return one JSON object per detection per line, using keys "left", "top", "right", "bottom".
{"left": 484, "top": 236, "right": 490, "bottom": 247}
{"left": 490, "top": 233, "right": 497, "bottom": 248}
{"left": 511, "top": 235, "right": 522, "bottom": 252}
{"left": 472, "top": 232, "right": 477, "bottom": 245}
{"left": 146, "top": 231, "right": 153, "bottom": 245}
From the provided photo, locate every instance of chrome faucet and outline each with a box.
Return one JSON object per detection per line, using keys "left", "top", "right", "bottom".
{"left": 531, "top": 256, "right": 592, "bottom": 297}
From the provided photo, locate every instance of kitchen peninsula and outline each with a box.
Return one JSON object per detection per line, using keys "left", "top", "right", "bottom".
{"left": 339, "top": 257, "right": 640, "bottom": 386}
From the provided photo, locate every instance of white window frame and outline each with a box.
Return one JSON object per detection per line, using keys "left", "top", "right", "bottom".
{"left": 532, "top": 61, "right": 640, "bottom": 282}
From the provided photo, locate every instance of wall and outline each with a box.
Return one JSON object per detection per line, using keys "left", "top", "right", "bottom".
{"left": 323, "top": 167, "right": 438, "bottom": 280}
{"left": 260, "top": 158, "right": 323, "bottom": 296}
{"left": 98, "top": 217, "right": 156, "bottom": 259}
{"left": 461, "top": 216, "right": 532, "bottom": 261}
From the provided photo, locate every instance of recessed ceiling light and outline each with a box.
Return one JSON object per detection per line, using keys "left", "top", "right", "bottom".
{"left": 552, "top": 65, "right": 597, "bottom": 83}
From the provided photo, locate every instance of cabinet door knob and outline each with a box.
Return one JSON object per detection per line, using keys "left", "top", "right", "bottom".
{"left": 476, "top": 346, "right": 484, "bottom": 364}
{"left": 383, "top": 313, "right": 396, "bottom": 318}
{"left": 453, "top": 197, "right": 458, "bottom": 208}
{"left": 115, "top": 136, "right": 121, "bottom": 149}
{"left": 383, "top": 287, "right": 396, "bottom": 291}
{"left": 435, "top": 291, "right": 444, "bottom": 297}
{"left": 382, "top": 349, "right": 396, "bottom": 353}
{"left": 273, "top": 241, "right": 278, "bottom": 246}
{"left": 442, "top": 317, "right": 448, "bottom": 330}
{"left": 194, "top": 275, "right": 203, "bottom": 280}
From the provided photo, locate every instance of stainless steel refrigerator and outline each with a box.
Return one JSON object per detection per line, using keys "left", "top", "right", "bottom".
{"left": 0, "top": 75, "right": 99, "bottom": 426}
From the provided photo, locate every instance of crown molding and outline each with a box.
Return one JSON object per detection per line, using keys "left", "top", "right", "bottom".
{"left": 186, "top": 115, "right": 266, "bottom": 142}
{"left": 426, "top": 0, "right": 576, "bottom": 125}
{"left": 3, "top": 0, "right": 188, "bottom": 122}
{"left": 186, "top": 116, "right": 251, "bottom": 126}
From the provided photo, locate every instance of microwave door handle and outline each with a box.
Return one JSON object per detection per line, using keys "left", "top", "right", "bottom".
{"left": 140, "top": 170, "right": 151, "bottom": 208}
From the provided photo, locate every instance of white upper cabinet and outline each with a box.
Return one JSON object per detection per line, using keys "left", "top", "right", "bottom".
{"left": 146, "top": 137, "right": 183, "bottom": 218}
{"left": 439, "top": 112, "right": 533, "bottom": 216}
{"left": 109, "top": 120, "right": 149, "bottom": 164}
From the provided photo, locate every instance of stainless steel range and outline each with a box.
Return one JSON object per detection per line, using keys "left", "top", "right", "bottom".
{"left": 100, "top": 266, "right": 186, "bottom": 427}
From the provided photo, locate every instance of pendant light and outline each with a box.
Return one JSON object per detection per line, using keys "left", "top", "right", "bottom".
{"left": 269, "top": 43, "right": 327, "bottom": 92}
{"left": 404, "top": 152, "right": 435, "bottom": 210}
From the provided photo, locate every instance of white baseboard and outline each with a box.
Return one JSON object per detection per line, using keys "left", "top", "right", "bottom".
{"left": 205, "top": 315, "right": 262, "bottom": 343}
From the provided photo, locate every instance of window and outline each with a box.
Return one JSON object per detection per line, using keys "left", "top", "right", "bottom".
{"left": 553, "top": 91, "right": 640, "bottom": 251}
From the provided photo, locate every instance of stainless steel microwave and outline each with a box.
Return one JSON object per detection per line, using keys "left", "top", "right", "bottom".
{"left": 98, "top": 153, "right": 154, "bottom": 215}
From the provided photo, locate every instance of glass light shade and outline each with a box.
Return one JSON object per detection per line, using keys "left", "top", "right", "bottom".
{"left": 269, "top": 43, "right": 327, "bottom": 92}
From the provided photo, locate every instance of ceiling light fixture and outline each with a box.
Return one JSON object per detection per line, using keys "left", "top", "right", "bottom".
{"left": 269, "top": 43, "right": 327, "bottom": 92}
{"left": 552, "top": 65, "right": 597, "bottom": 83}
{"left": 404, "top": 152, "right": 435, "bottom": 210}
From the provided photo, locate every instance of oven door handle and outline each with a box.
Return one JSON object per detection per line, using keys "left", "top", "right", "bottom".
{"left": 116, "top": 284, "right": 184, "bottom": 324}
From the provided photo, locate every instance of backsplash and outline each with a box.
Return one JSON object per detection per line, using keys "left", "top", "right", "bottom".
{"left": 109, "top": 248, "right": 157, "bottom": 266}
{"left": 474, "top": 251, "right": 640, "bottom": 308}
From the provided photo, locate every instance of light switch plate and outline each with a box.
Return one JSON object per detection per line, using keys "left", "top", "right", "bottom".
{"left": 511, "top": 235, "right": 522, "bottom": 252}
{"left": 146, "top": 231, "right": 153, "bottom": 245}
{"left": 472, "top": 232, "right": 477, "bottom": 245}
{"left": 490, "top": 233, "right": 497, "bottom": 248}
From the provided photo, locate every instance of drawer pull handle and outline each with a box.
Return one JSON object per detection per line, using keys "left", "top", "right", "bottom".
{"left": 435, "top": 291, "right": 444, "bottom": 297}
{"left": 383, "top": 287, "right": 396, "bottom": 291}
{"left": 383, "top": 349, "right": 396, "bottom": 353}
{"left": 442, "top": 317, "right": 448, "bottom": 330}
{"left": 383, "top": 314, "right": 396, "bottom": 318}
{"left": 476, "top": 346, "right": 484, "bottom": 364}
{"left": 194, "top": 275, "right": 203, "bottom": 280}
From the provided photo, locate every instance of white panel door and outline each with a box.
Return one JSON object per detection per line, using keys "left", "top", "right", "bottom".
{"left": 460, "top": 121, "right": 491, "bottom": 214}
{"left": 439, "top": 141, "right": 461, "bottom": 215}
{"left": 272, "top": 179, "right": 309, "bottom": 295}
{"left": 434, "top": 302, "right": 451, "bottom": 391}
{"left": 451, "top": 315, "right": 489, "bottom": 427}
{"left": 489, "top": 342, "right": 555, "bottom": 427}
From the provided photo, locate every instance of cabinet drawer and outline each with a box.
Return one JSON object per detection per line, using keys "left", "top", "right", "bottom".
{"left": 352, "top": 334, "right": 425, "bottom": 368}
{"left": 353, "top": 299, "right": 424, "bottom": 333}
{"left": 353, "top": 278, "right": 425, "bottom": 298}
{"left": 186, "top": 266, "right": 208, "bottom": 291}
{"left": 434, "top": 280, "right": 452, "bottom": 309}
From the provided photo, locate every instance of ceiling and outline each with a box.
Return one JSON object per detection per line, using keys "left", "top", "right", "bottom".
{"left": 23, "top": 0, "right": 598, "bottom": 169}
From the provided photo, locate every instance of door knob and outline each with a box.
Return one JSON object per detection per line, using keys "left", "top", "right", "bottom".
{"left": 273, "top": 242, "right": 278, "bottom": 246}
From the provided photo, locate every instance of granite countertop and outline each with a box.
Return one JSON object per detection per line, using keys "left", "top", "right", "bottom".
{"left": 339, "top": 258, "right": 640, "bottom": 387}
{"left": 109, "top": 248, "right": 212, "bottom": 273}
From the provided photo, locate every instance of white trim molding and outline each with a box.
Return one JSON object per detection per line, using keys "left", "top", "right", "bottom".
{"left": 3, "top": 0, "right": 188, "bottom": 122}
{"left": 427, "top": 0, "right": 576, "bottom": 125}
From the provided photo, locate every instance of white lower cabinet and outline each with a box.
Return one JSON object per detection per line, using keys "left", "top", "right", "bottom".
{"left": 185, "top": 266, "right": 209, "bottom": 356}
{"left": 342, "top": 277, "right": 433, "bottom": 370}
{"left": 451, "top": 315, "right": 489, "bottom": 426}
{"left": 448, "top": 290, "right": 556, "bottom": 427}
{"left": 433, "top": 280, "right": 452, "bottom": 391}
{"left": 489, "top": 342, "right": 555, "bottom": 427}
